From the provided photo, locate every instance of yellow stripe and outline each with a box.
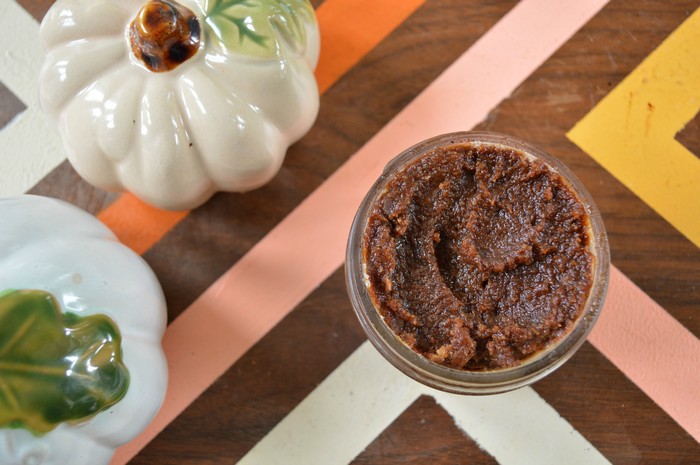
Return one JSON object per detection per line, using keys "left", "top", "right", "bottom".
{"left": 568, "top": 8, "right": 700, "bottom": 247}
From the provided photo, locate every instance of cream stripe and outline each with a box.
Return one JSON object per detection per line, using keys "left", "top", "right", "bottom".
{"left": 237, "top": 342, "right": 423, "bottom": 465}
{"left": 0, "top": 1, "right": 66, "bottom": 195}
{"left": 0, "top": 1, "right": 42, "bottom": 107}
{"left": 0, "top": 104, "right": 65, "bottom": 196}
{"left": 433, "top": 389, "right": 611, "bottom": 465}
{"left": 239, "top": 342, "right": 609, "bottom": 465}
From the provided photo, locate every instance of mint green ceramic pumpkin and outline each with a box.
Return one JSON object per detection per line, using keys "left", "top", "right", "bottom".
{"left": 0, "top": 195, "right": 167, "bottom": 465}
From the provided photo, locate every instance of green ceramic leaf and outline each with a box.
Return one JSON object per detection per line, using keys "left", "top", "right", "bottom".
{"left": 0, "top": 290, "right": 129, "bottom": 435}
{"left": 205, "top": 0, "right": 315, "bottom": 58}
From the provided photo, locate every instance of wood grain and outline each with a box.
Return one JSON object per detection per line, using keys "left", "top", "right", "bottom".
{"left": 677, "top": 109, "right": 700, "bottom": 157}
{"left": 353, "top": 396, "right": 499, "bottom": 465}
{"left": 0, "top": 81, "right": 25, "bottom": 130}
{"left": 3, "top": 0, "right": 699, "bottom": 463}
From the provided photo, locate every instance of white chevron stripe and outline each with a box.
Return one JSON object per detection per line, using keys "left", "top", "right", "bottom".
{"left": 432, "top": 388, "right": 611, "bottom": 465}
{"left": 237, "top": 342, "right": 423, "bottom": 465}
{"left": 0, "top": 106, "right": 64, "bottom": 196}
{"left": 238, "top": 342, "right": 609, "bottom": 465}
{"left": 0, "top": 1, "right": 43, "bottom": 107}
{"left": 0, "top": 1, "right": 66, "bottom": 196}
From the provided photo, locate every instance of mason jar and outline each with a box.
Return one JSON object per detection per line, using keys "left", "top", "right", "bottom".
{"left": 345, "top": 131, "right": 610, "bottom": 394}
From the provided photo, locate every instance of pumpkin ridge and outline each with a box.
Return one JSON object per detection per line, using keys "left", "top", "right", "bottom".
{"left": 172, "top": 76, "right": 210, "bottom": 180}
{"left": 41, "top": 37, "right": 126, "bottom": 117}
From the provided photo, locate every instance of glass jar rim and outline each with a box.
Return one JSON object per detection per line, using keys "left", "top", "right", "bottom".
{"left": 345, "top": 131, "right": 610, "bottom": 395}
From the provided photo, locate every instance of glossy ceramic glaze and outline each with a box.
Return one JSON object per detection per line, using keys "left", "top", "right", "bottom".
{"left": 0, "top": 196, "right": 167, "bottom": 465}
{"left": 129, "top": 0, "right": 202, "bottom": 72}
{"left": 0, "top": 289, "right": 130, "bottom": 434}
{"left": 39, "top": 0, "right": 320, "bottom": 210}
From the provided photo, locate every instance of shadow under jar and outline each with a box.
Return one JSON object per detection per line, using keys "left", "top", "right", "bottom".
{"left": 345, "top": 132, "right": 610, "bottom": 395}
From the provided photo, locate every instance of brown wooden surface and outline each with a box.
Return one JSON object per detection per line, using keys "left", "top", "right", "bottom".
{"left": 4, "top": 0, "right": 700, "bottom": 463}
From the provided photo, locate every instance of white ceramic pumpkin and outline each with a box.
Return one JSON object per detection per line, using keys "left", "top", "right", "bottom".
{"left": 39, "top": 0, "right": 320, "bottom": 210}
{"left": 0, "top": 195, "right": 167, "bottom": 465}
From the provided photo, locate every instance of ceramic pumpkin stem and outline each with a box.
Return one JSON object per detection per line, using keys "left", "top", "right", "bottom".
{"left": 129, "top": 0, "right": 200, "bottom": 72}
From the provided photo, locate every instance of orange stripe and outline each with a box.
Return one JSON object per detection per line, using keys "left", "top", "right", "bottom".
{"left": 97, "top": 194, "right": 188, "bottom": 255}
{"left": 314, "top": 0, "right": 426, "bottom": 94}
{"left": 97, "top": 0, "right": 427, "bottom": 254}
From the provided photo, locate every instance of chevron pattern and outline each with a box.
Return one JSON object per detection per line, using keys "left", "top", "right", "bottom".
{"left": 1, "top": 1, "right": 698, "bottom": 463}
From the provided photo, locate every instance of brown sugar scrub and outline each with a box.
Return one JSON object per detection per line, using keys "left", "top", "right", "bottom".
{"left": 348, "top": 133, "right": 609, "bottom": 382}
